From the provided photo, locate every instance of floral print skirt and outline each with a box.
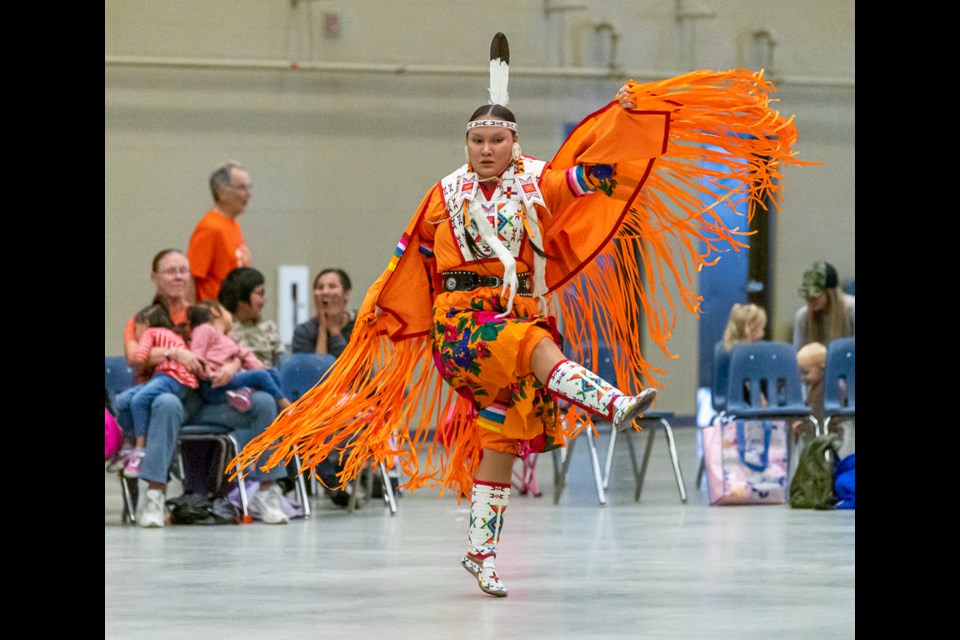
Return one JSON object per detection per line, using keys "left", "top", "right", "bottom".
{"left": 431, "top": 288, "right": 563, "bottom": 445}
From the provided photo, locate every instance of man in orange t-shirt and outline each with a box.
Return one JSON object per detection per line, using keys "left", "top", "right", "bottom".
{"left": 187, "top": 161, "right": 253, "bottom": 302}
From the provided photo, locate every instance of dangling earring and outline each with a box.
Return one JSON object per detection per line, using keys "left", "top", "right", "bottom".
{"left": 512, "top": 142, "right": 522, "bottom": 162}
{"left": 465, "top": 144, "right": 470, "bottom": 163}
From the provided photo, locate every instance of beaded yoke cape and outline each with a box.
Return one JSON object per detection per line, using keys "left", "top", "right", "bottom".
{"left": 231, "top": 69, "right": 809, "bottom": 499}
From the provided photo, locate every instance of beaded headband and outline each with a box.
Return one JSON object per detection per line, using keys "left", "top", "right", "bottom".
{"left": 467, "top": 119, "right": 518, "bottom": 132}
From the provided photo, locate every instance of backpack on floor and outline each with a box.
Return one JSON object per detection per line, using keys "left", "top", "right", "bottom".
{"left": 166, "top": 493, "right": 239, "bottom": 525}
{"left": 790, "top": 434, "right": 840, "bottom": 509}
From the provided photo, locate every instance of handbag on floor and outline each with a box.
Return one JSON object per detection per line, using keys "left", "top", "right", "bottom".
{"left": 703, "top": 418, "right": 788, "bottom": 505}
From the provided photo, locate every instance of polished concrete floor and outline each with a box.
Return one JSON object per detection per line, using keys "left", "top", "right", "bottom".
{"left": 104, "top": 425, "right": 855, "bottom": 640}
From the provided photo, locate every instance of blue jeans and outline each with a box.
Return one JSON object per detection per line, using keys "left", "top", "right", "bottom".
{"left": 138, "top": 388, "right": 286, "bottom": 486}
{"left": 131, "top": 373, "right": 191, "bottom": 439}
{"left": 200, "top": 368, "right": 285, "bottom": 404}
{"left": 113, "top": 384, "right": 142, "bottom": 437}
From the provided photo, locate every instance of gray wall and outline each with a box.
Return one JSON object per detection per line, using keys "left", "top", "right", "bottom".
{"left": 105, "top": 0, "right": 855, "bottom": 416}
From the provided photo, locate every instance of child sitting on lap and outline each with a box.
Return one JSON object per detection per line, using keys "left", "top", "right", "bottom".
{"left": 188, "top": 300, "right": 291, "bottom": 412}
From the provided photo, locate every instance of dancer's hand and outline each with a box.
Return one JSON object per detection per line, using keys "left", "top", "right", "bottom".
{"left": 616, "top": 81, "right": 637, "bottom": 109}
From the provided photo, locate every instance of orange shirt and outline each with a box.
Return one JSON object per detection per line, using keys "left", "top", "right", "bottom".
{"left": 187, "top": 209, "right": 251, "bottom": 302}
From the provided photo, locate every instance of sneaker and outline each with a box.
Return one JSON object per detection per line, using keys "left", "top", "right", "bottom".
{"left": 252, "top": 485, "right": 289, "bottom": 524}
{"left": 137, "top": 488, "right": 167, "bottom": 528}
{"left": 107, "top": 442, "right": 133, "bottom": 473}
{"left": 226, "top": 387, "right": 253, "bottom": 412}
{"left": 612, "top": 388, "right": 658, "bottom": 432}
{"left": 123, "top": 447, "right": 146, "bottom": 479}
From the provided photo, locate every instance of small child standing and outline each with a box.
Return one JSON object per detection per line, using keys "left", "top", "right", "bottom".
{"left": 188, "top": 300, "right": 291, "bottom": 412}
{"left": 122, "top": 304, "right": 201, "bottom": 478}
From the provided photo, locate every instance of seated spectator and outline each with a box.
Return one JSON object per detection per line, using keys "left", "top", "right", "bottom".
{"left": 109, "top": 249, "right": 196, "bottom": 472}
{"left": 722, "top": 302, "right": 767, "bottom": 350}
{"left": 292, "top": 268, "right": 356, "bottom": 358}
{"left": 218, "top": 267, "right": 282, "bottom": 368}
{"left": 793, "top": 260, "right": 855, "bottom": 352}
{"left": 118, "top": 250, "right": 292, "bottom": 528}
{"left": 188, "top": 299, "right": 291, "bottom": 412}
{"left": 116, "top": 304, "right": 200, "bottom": 479}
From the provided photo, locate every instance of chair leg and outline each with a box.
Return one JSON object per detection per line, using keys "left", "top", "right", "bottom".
{"left": 291, "top": 454, "right": 311, "bottom": 519}
{"left": 174, "top": 444, "right": 186, "bottom": 483}
{"left": 630, "top": 418, "right": 688, "bottom": 503}
{"left": 379, "top": 461, "right": 398, "bottom": 515}
{"left": 585, "top": 427, "right": 607, "bottom": 506}
{"left": 226, "top": 435, "right": 251, "bottom": 524}
{"left": 633, "top": 427, "right": 656, "bottom": 502}
{"left": 658, "top": 418, "right": 688, "bottom": 503}
{"left": 623, "top": 429, "right": 640, "bottom": 496}
{"left": 119, "top": 472, "right": 137, "bottom": 524}
{"left": 550, "top": 430, "right": 606, "bottom": 506}
{"left": 697, "top": 413, "right": 723, "bottom": 489}
{"left": 551, "top": 443, "right": 572, "bottom": 505}
{"left": 603, "top": 426, "right": 618, "bottom": 490}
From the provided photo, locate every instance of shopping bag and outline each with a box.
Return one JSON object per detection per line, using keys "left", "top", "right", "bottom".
{"left": 704, "top": 418, "right": 787, "bottom": 505}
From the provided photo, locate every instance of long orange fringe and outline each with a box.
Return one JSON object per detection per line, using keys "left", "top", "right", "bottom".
{"left": 229, "top": 68, "right": 814, "bottom": 500}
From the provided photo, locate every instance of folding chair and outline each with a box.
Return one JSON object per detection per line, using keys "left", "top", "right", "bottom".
{"left": 551, "top": 424, "right": 608, "bottom": 505}
{"left": 603, "top": 411, "right": 687, "bottom": 503}
{"left": 552, "top": 339, "right": 688, "bottom": 505}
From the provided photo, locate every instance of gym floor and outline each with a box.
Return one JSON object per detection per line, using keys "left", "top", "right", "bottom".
{"left": 105, "top": 425, "right": 855, "bottom": 640}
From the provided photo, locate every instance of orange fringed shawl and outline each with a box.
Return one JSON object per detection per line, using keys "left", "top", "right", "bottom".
{"left": 230, "top": 69, "right": 809, "bottom": 499}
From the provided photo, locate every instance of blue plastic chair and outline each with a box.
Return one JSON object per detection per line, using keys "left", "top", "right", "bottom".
{"left": 279, "top": 353, "right": 335, "bottom": 401}
{"left": 105, "top": 355, "right": 136, "bottom": 410}
{"left": 278, "top": 352, "right": 397, "bottom": 514}
{"left": 822, "top": 337, "right": 855, "bottom": 433}
{"left": 711, "top": 341, "right": 732, "bottom": 422}
{"left": 725, "top": 341, "right": 818, "bottom": 433}
{"left": 696, "top": 341, "right": 732, "bottom": 487}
